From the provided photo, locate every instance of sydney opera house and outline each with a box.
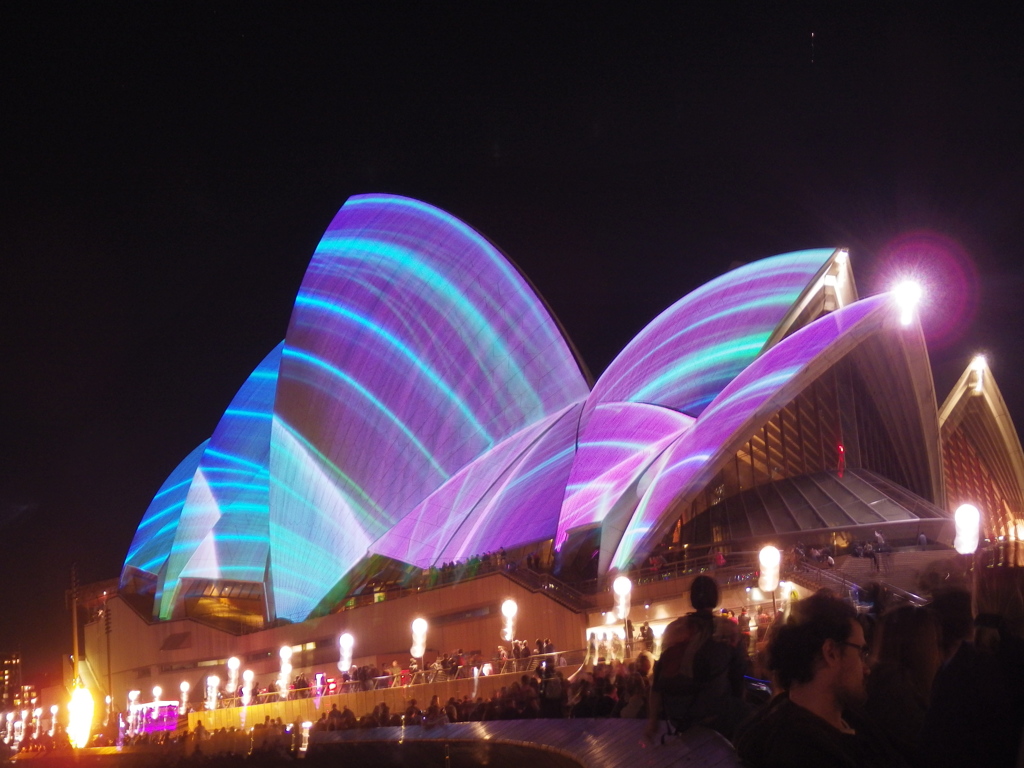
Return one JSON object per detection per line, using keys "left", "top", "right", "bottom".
{"left": 78, "top": 193, "right": 1022, "bottom": 722}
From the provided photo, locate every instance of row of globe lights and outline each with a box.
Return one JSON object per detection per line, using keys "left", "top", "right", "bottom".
{"left": 130, "top": 285, "right": 949, "bottom": 712}
{"left": 111, "top": 511, "right": 1002, "bottom": 725}
{"left": 131, "top": 501, "right": 986, "bottom": 713}
{"left": 61, "top": 588, "right": 612, "bottom": 741}
{"left": 155, "top": 615, "right": 441, "bottom": 712}
{"left": 55, "top": 280, "right": 986, "bottom": 742}
{"left": 178, "top": 607, "right": 525, "bottom": 711}
{"left": 752, "top": 501, "right": 984, "bottom": 613}
{"left": 2, "top": 707, "right": 56, "bottom": 745}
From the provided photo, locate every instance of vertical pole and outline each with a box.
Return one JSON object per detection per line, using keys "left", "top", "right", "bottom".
{"left": 71, "top": 565, "right": 80, "bottom": 686}
{"left": 104, "top": 594, "right": 113, "bottom": 727}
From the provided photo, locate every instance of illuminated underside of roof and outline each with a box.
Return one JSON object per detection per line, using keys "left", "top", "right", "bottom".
{"left": 606, "top": 294, "right": 922, "bottom": 571}
{"left": 939, "top": 357, "right": 1024, "bottom": 538}
{"left": 685, "top": 469, "right": 949, "bottom": 546}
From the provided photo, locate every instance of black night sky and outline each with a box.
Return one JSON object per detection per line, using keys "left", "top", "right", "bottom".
{"left": 3, "top": 5, "right": 1023, "bottom": 681}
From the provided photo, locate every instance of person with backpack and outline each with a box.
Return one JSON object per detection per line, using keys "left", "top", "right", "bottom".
{"left": 644, "top": 575, "right": 751, "bottom": 742}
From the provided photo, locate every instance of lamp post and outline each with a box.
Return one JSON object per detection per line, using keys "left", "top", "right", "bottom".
{"left": 278, "top": 646, "right": 293, "bottom": 699}
{"left": 411, "top": 618, "right": 428, "bottom": 682}
{"left": 227, "top": 657, "right": 240, "bottom": 702}
{"left": 241, "top": 670, "right": 254, "bottom": 707}
{"left": 501, "top": 599, "right": 517, "bottom": 642}
{"left": 955, "top": 503, "right": 982, "bottom": 612}
{"left": 338, "top": 633, "right": 354, "bottom": 684}
{"left": 205, "top": 676, "right": 219, "bottom": 711}
{"left": 613, "top": 576, "right": 632, "bottom": 658}
{"left": 759, "top": 546, "right": 781, "bottom": 615}
{"left": 127, "top": 690, "right": 139, "bottom": 736}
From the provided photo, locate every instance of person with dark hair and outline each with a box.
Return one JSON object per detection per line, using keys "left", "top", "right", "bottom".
{"left": 689, "top": 574, "right": 719, "bottom": 611}
{"left": 734, "top": 591, "right": 907, "bottom": 768}
{"left": 919, "top": 588, "right": 1022, "bottom": 768}
{"left": 862, "top": 605, "right": 942, "bottom": 767}
{"left": 646, "top": 574, "right": 748, "bottom": 741}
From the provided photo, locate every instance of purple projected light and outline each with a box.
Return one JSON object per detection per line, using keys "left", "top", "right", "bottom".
{"left": 556, "top": 402, "right": 694, "bottom": 548}
{"left": 269, "top": 194, "right": 590, "bottom": 620}
{"left": 371, "top": 406, "right": 575, "bottom": 567}
{"left": 583, "top": 249, "right": 837, "bottom": 424}
{"left": 436, "top": 403, "right": 583, "bottom": 563}
{"left": 608, "top": 294, "right": 897, "bottom": 571}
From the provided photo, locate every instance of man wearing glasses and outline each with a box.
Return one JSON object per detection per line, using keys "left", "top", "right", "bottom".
{"left": 734, "top": 591, "right": 906, "bottom": 767}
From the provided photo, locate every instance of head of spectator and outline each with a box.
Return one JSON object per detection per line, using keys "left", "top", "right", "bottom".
{"left": 768, "top": 592, "right": 868, "bottom": 719}
{"left": 714, "top": 614, "right": 741, "bottom": 647}
{"left": 634, "top": 650, "right": 654, "bottom": 679}
{"left": 873, "top": 604, "right": 942, "bottom": 700}
{"left": 975, "top": 567, "right": 1024, "bottom": 650}
{"left": 930, "top": 588, "right": 974, "bottom": 660}
{"left": 689, "top": 575, "right": 719, "bottom": 612}
{"left": 733, "top": 591, "right": 910, "bottom": 767}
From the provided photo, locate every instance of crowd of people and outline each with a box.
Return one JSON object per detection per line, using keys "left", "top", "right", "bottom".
{"left": 198, "top": 638, "right": 567, "bottom": 712}
{"left": 296, "top": 572, "right": 1024, "bottom": 768}
{"left": 733, "top": 582, "right": 1024, "bottom": 767}
{"left": 14, "top": 565, "right": 1024, "bottom": 767}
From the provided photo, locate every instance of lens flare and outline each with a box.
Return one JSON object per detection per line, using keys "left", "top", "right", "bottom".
{"left": 892, "top": 280, "right": 923, "bottom": 326}
{"left": 874, "top": 231, "right": 979, "bottom": 349}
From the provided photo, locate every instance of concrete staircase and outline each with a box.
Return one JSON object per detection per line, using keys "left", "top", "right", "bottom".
{"left": 834, "top": 548, "right": 958, "bottom": 597}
